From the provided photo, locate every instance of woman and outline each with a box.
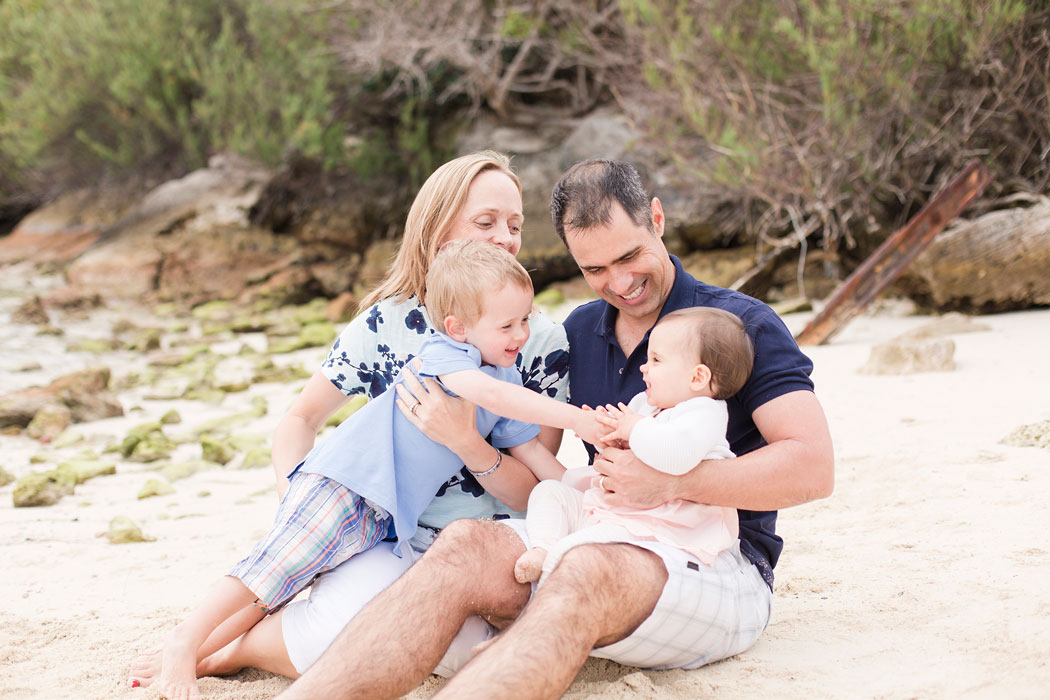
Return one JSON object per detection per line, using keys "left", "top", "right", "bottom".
{"left": 128, "top": 151, "right": 568, "bottom": 686}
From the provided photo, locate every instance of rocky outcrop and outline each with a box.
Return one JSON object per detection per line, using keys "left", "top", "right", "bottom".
{"left": 0, "top": 367, "right": 123, "bottom": 431}
{"left": 902, "top": 198, "right": 1050, "bottom": 312}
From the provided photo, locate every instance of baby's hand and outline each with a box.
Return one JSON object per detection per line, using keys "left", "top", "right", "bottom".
{"left": 595, "top": 402, "right": 642, "bottom": 446}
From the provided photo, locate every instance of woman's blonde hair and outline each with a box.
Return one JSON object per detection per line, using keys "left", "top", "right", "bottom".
{"left": 425, "top": 239, "right": 533, "bottom": 328}
{"left": 360, "top": 151, "right": 521, "bottom": 310}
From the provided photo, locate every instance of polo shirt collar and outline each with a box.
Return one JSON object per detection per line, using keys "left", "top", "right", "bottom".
{"left": 594, "top": 254, "right": 693, "bottom": 342}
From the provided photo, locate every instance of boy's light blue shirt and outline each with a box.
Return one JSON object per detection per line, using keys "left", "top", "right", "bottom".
{"left": 299, "top": 333, "right": 540, "bottom": 557}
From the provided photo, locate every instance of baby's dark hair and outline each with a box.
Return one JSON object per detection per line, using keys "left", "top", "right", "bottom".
{"left": 657, "top": 307, "right": 754, "bottom": 400}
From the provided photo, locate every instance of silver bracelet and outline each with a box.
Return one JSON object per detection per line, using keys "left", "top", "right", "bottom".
{"left": 470, "top": 449, "right": 502, "bottom": 477}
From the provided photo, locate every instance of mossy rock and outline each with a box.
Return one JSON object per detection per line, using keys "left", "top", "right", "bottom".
{"left": 238, "top": 446, "right": 272, "bottom": 470}
{"left": 182, "top": 386, "right": 228, "bottom": 404}
{"left": 533, "top": 287, "right": 566, "bottom": 309}
{"left": 55, "top": 459, "right": 116, "bottom": 484}
{"left": 326, "top": 394, "right": 369, "bottom": 428}
{"left": 105, "top": 516, "right": 155, "bottom": 544}
{"left": 154, "top": 459, "right": 212, "bottom": 482}
{"left": 51, "top": 429, "right": 86, "bottom": 448}
{"left": 201, "top": 435, "right": 236, "bottom": 465}
{"left": 12, "top": 470, "right": 76, "bottom": 507}
{"left": 138, "top": 476, "right": 175, "bottom": 499}
{"left": 292, "top": 298, "right": 331, "bottom": 325}
{"left": 252, "top": 358, "right": 311, "bottom": 384}
{"left": 26, "top": 403, "right": 72, "bottom": 442}
{"left": 191, "top": 299, "right": 234, "bottom": 321}
{"left": 124, "top": 328, "right": 163, "bottom": 352}
{"left": 119, "top": 421, "right": 164, "bottom": 458}
{"left": 66, "top": 338, "right": 120, "bottom": 353}
{"left": 0, "top": 466, "right": 14, "bottom": 487}
{"left": 36, "top": 326, "right": 65, "bottom": 336}
{"left": 127, "top": 432, "right": 176, "bottom": 463}
{"left": 160, "top": 409, "right": 182, "bottom": 425}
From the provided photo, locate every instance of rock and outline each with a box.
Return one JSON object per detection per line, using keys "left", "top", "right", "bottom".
{"left": 238, "top": 446, "right": 272, "bottom": 470}
{"left": 0, "top": 367, "right": 122, "bottom": 429}
{"left": 118, "top": 421, "right": 164, "bottom": 457}
{"left": 859, "top": 336, "right": 956, "bottom": 375}
{"left": 0, "top": 187, "right": 127, "bottom": 265}
{"left": 901, "top": 312, "right": 992, "bottom": 340}
{"left": 0, "top": 466, "right": 14, "bottom": 487}
{"left": 35, "top": 326, "right": 64, "bottom": 336}
{"left": 26, "top": 403, "right": 72, "bottom": 442}
{"left": 12, "top": 470, "right": 76, "bottom": 507}
{"left": 533, "top": 287, "right": 565, "bottom": 310}
{"left": 14, "top": 361, "right": 43, "bottom": 372}
{"left": 127, "top": 432, "right": 176, "bottom": 463}
{"left": 268, "top": 321, "right": 336, "bottom": 353}
{"left": 326, "top": 291, "right": 357, "bottom": 324}
{"left": 903, "top": 199, "right": 1050, "bottom": 312}
{"left": 66, "top": 338, "right": 121, "bottom": 353}
{"left": 192, "top": 396, "right": 268, "bottom": 437}
{"left": 155, "top": 459, "right": 210, "bottom": 482}
{"left": 1001, "top": 420, "right": 1050, "bottom": 450}
{"left": 138, "top": 476, "right": 175, "bottom": 499}
{"left": 160, "top": 409, "right": 182, "bottom": 425}
{"left": 55, "top": 459, "right": 116, "bottom": 484}
{"left": 252, "top": 358, "right": 311, "bottom": 384}
{"left": 681, "top": 247, "right": 757, "bottom": 291}
{"left": 201, "top": 435, "right": 236, "bottom": 465}
{"left": 12, "top": 296, "right": 50, "bottom": 325}
{"left": 326, "top": 394, "right": 369, "bottom": 428}
{"left": 104, "top": 516, "right": 155, "bottom": 544}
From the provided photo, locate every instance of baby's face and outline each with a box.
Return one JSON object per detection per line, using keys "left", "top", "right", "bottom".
{"left": 640, "top": 319, "right": 708, "bottom": 408}
{"left": 462, "top": 282, "right": 533, "bottom": 367}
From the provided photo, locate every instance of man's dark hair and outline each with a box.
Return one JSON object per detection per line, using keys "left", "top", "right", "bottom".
{"left": 550, "top": 160, "right": 654, "bottom": 244}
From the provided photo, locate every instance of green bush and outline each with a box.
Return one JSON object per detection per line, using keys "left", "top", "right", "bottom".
{"left": 0, "top": 0, "right": 342, "bottom": 172}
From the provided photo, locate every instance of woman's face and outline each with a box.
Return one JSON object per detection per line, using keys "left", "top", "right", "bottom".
{"left": 442, "top": 170, "right": 524, "bottom": 257}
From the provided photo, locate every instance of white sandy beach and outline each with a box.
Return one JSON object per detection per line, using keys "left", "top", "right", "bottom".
{"left": 2, "top": 262, "right": 1049, "bottom": 699}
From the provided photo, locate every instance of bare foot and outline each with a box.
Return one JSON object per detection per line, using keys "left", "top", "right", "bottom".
{"left": 154, "top": 631, "right": 202, "bottom": 700}
{"left": 127, "top": 646, "right": 162, "bottom": 688}
{"left": 471, "top": 634, "right": 498, "bottom": 655}
{"left": 513, "top": 547, "right": 547, "bottom": 584}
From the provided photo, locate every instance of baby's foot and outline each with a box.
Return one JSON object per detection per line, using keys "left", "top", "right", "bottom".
{"left": 154, "top": 633, "right": 202, "bottom": 700}
{"left": 514, "top": 547, "right": 548, "bottom": 584}
{"left": 127, "top": 646, "right": 162, "bottom": 688}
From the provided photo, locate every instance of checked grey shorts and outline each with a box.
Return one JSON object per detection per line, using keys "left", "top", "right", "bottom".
{"left": 503, "top": 519, "right": 772, "bottom": 670}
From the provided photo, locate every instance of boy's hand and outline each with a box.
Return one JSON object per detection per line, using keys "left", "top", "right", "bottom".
{"left": 595, "top": 402, "right": 642, "bottom": 446}
{"left": 572, "top": 408, "right": 606, "bottom": 447}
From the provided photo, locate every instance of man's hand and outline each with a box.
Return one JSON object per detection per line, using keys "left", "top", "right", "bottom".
{"left": 592, "top": 446, "right": 678, "bottom": 508}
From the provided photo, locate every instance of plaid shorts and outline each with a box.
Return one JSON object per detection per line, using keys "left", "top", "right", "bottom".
{"left": 505, "top": 519, "right": 771, "bottom": 670}
{"left": 229, "top": 472, "right": 389, "bottom": 610}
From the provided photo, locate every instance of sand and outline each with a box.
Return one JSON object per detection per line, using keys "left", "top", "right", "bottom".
{"left": 2, "top": 263, "right": 1049, "bottom": 699}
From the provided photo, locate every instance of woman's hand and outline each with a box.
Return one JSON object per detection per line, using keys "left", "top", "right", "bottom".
{"left": 395, "top": 360, "right": 477, "bottom": 452}
{"left": 592, "top": 446, "right": 678, "bottom": 509}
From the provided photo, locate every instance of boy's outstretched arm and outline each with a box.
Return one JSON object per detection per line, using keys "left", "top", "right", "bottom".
{"left": 438, "top": 369, "right": 603, "bottom": 446}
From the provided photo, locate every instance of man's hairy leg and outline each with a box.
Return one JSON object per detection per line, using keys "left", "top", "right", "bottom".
{"left": 434, "top": 542, "right": 668, "bottom": 700}
{"left": 275, "top": 519, "right": 530, "bottom": 700}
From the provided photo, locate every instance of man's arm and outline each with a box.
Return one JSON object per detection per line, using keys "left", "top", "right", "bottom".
{"left": 595, "top": 390, "right": 834, "bottom": 510}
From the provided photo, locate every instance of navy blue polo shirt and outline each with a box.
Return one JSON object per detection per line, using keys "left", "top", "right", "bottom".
{"left": 563, "top": 255, "right": 814, "bottom": 587}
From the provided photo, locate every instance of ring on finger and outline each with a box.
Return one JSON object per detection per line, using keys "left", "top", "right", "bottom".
{"left": 411, "top": 401, "right": 420, "bottom": 416}
{"left": 599, "top": 475, "right": 608, "bottom": 491}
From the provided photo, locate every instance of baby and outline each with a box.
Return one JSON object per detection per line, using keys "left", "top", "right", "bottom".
{"left": 514, "top": 306, "right": 754, "bottom": 583}
{"left": 142, "top": 239, "right": 600, "bottom": 700}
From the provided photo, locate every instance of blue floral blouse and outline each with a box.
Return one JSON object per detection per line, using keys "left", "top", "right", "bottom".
{"left": 321, "top": 295, "right": 570, "bottom": 535}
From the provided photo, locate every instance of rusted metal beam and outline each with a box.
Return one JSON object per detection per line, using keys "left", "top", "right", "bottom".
{"left": 795, "top": 159, "right": 993, "bottom": 346}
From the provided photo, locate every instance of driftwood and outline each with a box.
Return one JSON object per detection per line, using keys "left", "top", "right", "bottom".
{"left": 795, "top": 160, "right": 993, "bottom": 346}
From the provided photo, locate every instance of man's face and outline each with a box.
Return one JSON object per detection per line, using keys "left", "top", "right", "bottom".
{"left": 564, "top": 199, "right": 674, "bottom": 326}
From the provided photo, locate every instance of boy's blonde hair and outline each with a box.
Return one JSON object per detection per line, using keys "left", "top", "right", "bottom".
{"left": 658, "top": 307, "right": 754, "bottom": 400}
{"left": 361, "top": 151, "right": 521, "bottom": 311}
{"left": 425, "top": 239, "right": 533, "bottom": 328}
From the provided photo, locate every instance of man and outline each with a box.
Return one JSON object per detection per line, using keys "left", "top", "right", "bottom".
{"left": 275, "top": 160, "right": 834, "bottom": 700}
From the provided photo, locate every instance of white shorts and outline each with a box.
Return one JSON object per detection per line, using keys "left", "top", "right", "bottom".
{"left": 281, "top": 537, "right": 496, "bottom": 677}
{"left": 505, "top": 519, "right": 772, "bottom": 670}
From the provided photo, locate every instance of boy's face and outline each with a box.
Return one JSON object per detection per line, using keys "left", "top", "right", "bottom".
{"left": 461, "top": 282, "right": 533, "bottom": 367}
{"left": 640, "top": 319, "right": 711, "bottom": 409}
